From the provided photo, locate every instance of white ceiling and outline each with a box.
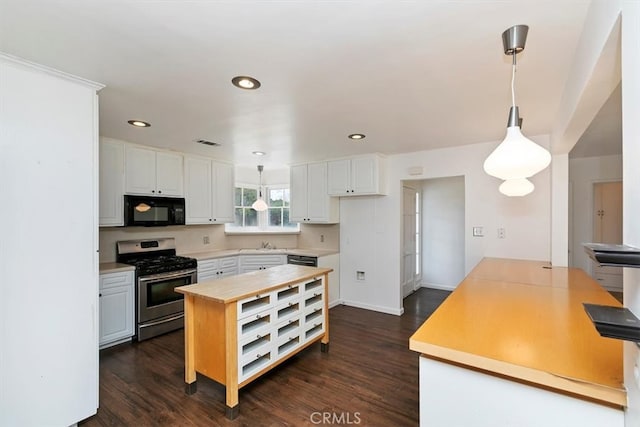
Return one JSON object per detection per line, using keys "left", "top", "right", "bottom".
{"left": 2, "top": 0, "right": 606, "bottom": 169}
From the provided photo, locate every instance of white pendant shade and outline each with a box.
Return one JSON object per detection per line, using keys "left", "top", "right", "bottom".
{"left": 252, "top": 198, "right": 268, "bottom": 212}
{"left": 499, "top": 178, "right": 534, "bottom": 197}
{"left": 483, "top": 126, "right": 551, "bottom": 180}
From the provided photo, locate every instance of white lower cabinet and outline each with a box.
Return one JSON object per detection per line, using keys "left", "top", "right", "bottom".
{"left": 99, "top": 270, "right": 135, "bottom": 349}
{"left": 238, "top": 254, "right": 286, "bottom": 274}
{"left": 197, "top": 256, "right": 238, "bottom": 282}
{"left": 236, "top": 276, "right": 325, "bottom": 383}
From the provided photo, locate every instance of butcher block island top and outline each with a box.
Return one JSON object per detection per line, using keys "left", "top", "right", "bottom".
{"left": 409, "top": 258, "right": 626, "bottom": 408}
{"left": 176, "top": 264, "right": 332, "bottom": 303}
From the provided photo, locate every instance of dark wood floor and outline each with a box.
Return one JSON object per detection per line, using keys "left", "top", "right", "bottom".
{"left": 79, "top": 288, "right": 450, "bottom": 427}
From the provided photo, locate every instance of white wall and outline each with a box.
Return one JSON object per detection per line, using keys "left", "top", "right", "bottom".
{"left": 550, "top": 0, "right": 622, "bottom": 266}
{"left": 568, "top": 154, "right": 622, "bottom": 271}
{"left": 622, "top": 1, "right": 640, "bottom": 425}
{"left": 421, "top": 176, "right": 465, "bottom": 290}
{"left": 339, "top": 137, "right": 552, "bottom": 315}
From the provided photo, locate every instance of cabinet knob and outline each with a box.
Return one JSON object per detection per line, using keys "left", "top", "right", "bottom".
{"left": 151, "top": 190, "right": 155, "bottom": 193}
{"left": 158, "top": 190, "right": 162, "bottom": 194}
{"left": 99, "top": 293, "right": 102, "bottom": 297}
{"left": 209, "top": 218, "right": 212, "bottom": 222}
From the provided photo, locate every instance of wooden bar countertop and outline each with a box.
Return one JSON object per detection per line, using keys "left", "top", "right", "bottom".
{"left": 409, "top": 258, "right": 626, "bottom": 408}
{"left": 176, "top": 264, "right": 333, "bottom": 304}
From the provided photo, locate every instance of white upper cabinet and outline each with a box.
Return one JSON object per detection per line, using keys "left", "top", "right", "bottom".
{"left": 327, "top": 154, "right": 386, "bottom": 196}
{"left": 155, "top": 151, "right": 184, "bottom": 196}
{"left": 290, "top": 162, "right": 339, "bottom": 223}
{"left": 99, "top": 139, "right": 124, "bottom": 226}
{"left": 125, "top": 145, "right": 183, "bottom": 196}
{"left": 212, "top": 160, "right": 234, "bottom": 223}
{"left": 184, "top": 156, "right": 234, "bottom": 224}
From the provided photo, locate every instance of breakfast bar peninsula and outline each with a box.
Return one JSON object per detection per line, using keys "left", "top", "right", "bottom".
{"left": 176, "top": 264, "right": 332, "bottom": 419}
{"left": 410, "top": 258, "right": 626, "bottom": 427}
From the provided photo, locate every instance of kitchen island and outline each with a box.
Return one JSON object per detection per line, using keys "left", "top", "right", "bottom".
{"left": 176, "top": 264, "right": 332, "bottom": 419}
{"left": 409, "top": 258, "right": 625, "bottom": 427}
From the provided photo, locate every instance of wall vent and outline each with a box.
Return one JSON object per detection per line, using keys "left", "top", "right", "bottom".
{"left": 195, "top": 139, "right": 221, "bottom": 147}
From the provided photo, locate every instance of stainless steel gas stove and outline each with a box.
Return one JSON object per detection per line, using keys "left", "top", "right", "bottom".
{"left": 116, "top": 238, "right": 197, "bottom": 341}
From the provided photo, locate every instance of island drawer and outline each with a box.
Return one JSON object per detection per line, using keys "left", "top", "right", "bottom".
{"left": 237, "top": 292, "right": 274, "bottom": 320}
{"left": 238, "top": 349, "right": 273, "bottom": 384}
{"left": 239, "top": 332, "right": 273, "bottom": 363}
{"left": 304, "top": 304, "right": 324, "bottom": 325}
{"left": 275, "top": 284, "right": 301, "bottom": 305}
{"left": 238, "top": 308, "right": 274, "bottom": 341}
{"left": 275, "top": 330, "right": 302, "bottom": 359}
{"left": 303, "top": 290, "right": 323, "bottom": 311}
{"left": 275, "top": 300, "right": 302, "bottom": 323}
{"left": 303, "top": 277, "right": 324, "bottom": 296}
{"left": 304, "top": 318, "right": 325, "bottom": 342}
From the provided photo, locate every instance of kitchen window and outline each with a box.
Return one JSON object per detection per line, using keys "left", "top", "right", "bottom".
{"left": 226, "top": 185, "right": 299, "bottom": 234}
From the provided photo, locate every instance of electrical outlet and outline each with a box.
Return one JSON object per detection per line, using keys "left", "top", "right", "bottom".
{"left": 357, "top": 271, "right": 365, "bottom": 281}
{"left": 498, "top": 228, "right": 506, "bottom": 239}
{"left": 472, "top": 227, "right": 483, "bottom": 237}
{"left": 203, "top": 236, "right": 210, "bottom": 245}
{"left": 320, "top": 234, "right": 325, "bottom": 243}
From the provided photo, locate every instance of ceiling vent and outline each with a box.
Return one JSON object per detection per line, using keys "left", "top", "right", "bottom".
{"left": 195, "top": 139, "right": 221, "bottom": 147}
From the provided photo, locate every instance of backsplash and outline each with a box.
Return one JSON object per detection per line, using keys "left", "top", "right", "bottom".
{"left": 99, "top": 223, "right": 339, "bottom": 262}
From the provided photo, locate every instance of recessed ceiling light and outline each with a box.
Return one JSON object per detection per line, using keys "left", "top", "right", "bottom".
{"left": 348, "top": 133, "right": 365, "bottom": 140}
{"left": 128, "top": 120, "right": 151, "bottom": 128}
{"left": 252, "top": 151, "right": 266, "bottom": 156}
{"left": 232, "top": 76, "right": 261, "bottom": 90}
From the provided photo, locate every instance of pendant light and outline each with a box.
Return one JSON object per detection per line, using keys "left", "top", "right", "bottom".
{"left": 483, "top": 25, "right": 551, "bottom": 195}
{"left": 499, "top": 178, "right": 535, "bottom": 197}
{"left": 251, "top": 165, "right": 268, "bottom": 212}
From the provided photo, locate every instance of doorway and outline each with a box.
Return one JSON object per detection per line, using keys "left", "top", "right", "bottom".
{"left": 402, "top": 176, "right": 465, "bottom": 298}
{"left": 402, "top": 186, "right": 419, "bottom": 297}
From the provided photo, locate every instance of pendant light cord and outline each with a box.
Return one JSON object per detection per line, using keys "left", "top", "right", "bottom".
{"left": 511, "top": 53, "right": 517, "bottom": 108}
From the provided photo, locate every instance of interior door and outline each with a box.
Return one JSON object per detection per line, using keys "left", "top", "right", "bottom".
{"left": 592, "top": 181, "right": 623, "bottom": 289}
{"left": 402, "top": 186, "right": 418, "bottom": 297}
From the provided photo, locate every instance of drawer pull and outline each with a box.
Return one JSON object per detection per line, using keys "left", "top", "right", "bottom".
{"left": 256, "top": 353, "right": 261, "bottom": 359}
{"left": 289, "top": 302, "right": 295, "bottom": 307}
{"left": 256, "top": 314, "right": 261, "bottom": 319}
{"left": 289, "top": 336, "right": 297, "bottom": 341}
{"left": 315, "top": 323, "right": 321, "bottom": 327}
{"left": 255, "top": 294, "right": 261, "bottom": 298}
{"left": 256, "top": 334, "right": 261, "bottom": 339}
{"left": 314, "top": 292, "right": 320, "bottom": 297}
{"left": 315, "top": 308, "right": 321, "bottom": 313}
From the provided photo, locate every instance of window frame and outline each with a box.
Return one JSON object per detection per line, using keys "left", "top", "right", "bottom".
{"left": 225, "top": 183, "right": 300, "bottom": 235}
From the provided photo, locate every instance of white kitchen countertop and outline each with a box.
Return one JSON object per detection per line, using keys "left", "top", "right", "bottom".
{"left": 99, "top": 262, "right": 136, "bottom": 274}
{"left": 181, "top": 248, "right": 338, "bottom": 260}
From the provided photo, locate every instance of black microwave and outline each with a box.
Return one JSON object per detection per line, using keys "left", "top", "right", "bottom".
{"left": 124, "top": 195, "right": 186, "bottom": 227}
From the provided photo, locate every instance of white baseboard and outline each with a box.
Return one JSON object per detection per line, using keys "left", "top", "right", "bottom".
{"left": 339, "top": 299, "right": 404, "bottom": 316}
{"left": 328, "top": 299, "right": 342, "bottom": 309}
{"left": 421, "top": 282, "right": 456, "bottom": 291}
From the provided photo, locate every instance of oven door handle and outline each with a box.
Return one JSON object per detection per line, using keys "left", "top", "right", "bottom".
{"left": 138, "top": 269, "right": 197, "bottom": 283}
{"left": 138, "top": 313, "right": 185, "bottom": 329}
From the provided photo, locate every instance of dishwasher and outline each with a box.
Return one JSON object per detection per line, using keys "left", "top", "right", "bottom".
{"left": 287, "top": 254, "right": 318, "bottom": 267}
